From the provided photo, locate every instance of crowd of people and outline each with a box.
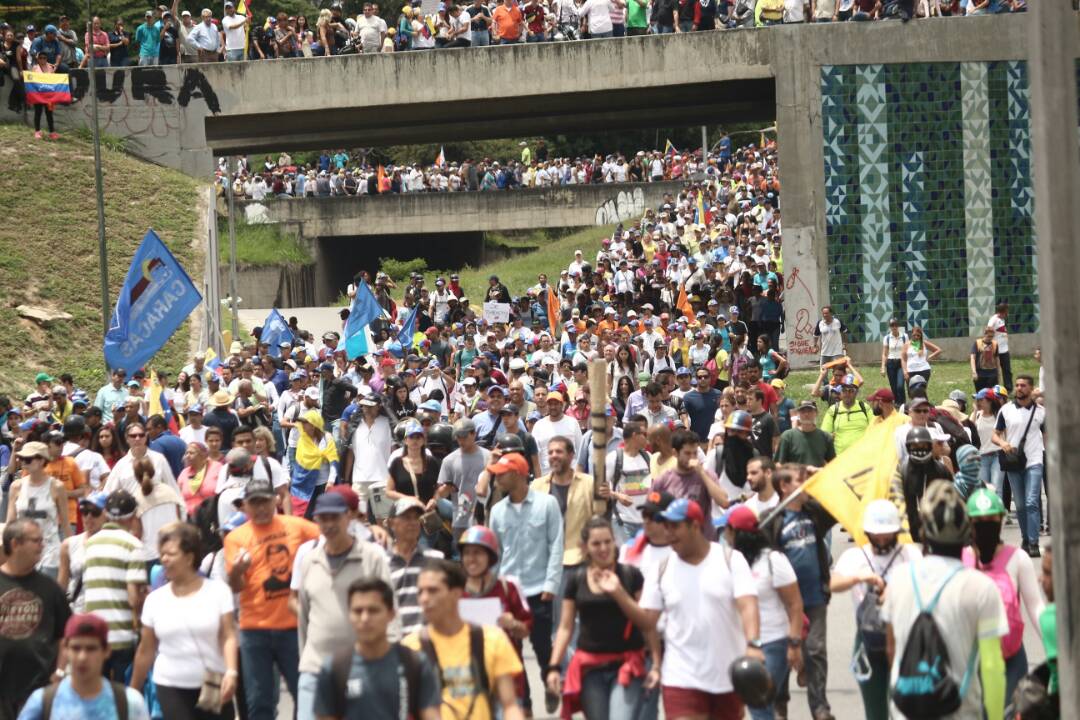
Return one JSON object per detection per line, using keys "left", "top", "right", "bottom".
{"left": 216, "top": 138, "right": 755, "bottom": 200}
{"left": 0, "top": 131, "right": 1056, "bottom": 720}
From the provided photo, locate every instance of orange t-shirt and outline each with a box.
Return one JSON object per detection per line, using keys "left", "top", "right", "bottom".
{"left": 493, "top": 4, "right": 523, "bottom": 39}
{"left": 44, "top": 456, "right": 85, "bottom": 523}
{"left": 224, "top": 514, "right": 320, "bottom": 630}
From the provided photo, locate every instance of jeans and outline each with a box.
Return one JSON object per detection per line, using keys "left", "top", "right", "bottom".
{"left": 852, "top": 638, "right": 890, "bottom": 720}
{"left": 226, "top": 48, "right": 245, "bottom": 61}
{"left": 613, "top": 519, "right": 642, "bottom": 547}
{"left": 472, "top": 30, "right": 490, "bottom": 46}
{"left": 525, "top": 595, "right": 554, "bottom": 710}
{"left": 678, "top": 19, "right": 693, "bottom": 31}
{"left": 239, "top": 628, "right": 300, "bottom": 720}
{"left": 1006, "top": 464, "right": 1043, "bottom": 546}
{"left": 885, "top": 359, "right": 905, "bottom": 405}
{"left": 526, "top": 32, "right": 546, "bottom": 41}
{"left": 655, "top": 23, "right": 675, "bottom": 33}
{"left": 591, "top": 30, "right": 613, "bottom": 37}
{"left": 780, "top": 604, "right": 829, "bottom": 715}
{"left": 296, "top": 671, "right": 318, "bottom": 720}
{"left": 998, "top": 351, "right": 1013, "bottom": 391}
{"left": 104, "top": 646, "right": 135, "bottom": 683}
{"left": 1005, "top": 644, "right": 1028, "bottom": 710}
{"left": 980, "top": 453, "right": 1004, "bottom": 497}
{"left": 748, "top": 639, "right": 790, "bottom": 720}
{"left": 580, "top": 664, "right": 647, "bottom": 720}
{"left": 138, "top": 54, "right": 158, "bottom": 66}
{"left": 89, "top": 56, "right": 110, "bottom": 68}
{"left": 612, "top": 22, "right": 625, "bottom": 36}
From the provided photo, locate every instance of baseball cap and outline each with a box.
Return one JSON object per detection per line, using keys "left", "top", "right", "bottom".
{"left": 486, "top": 452, "right": 529, "bottom": 476}
{"left": 325, "top": 485, "right": 360, "bottom": 511}
{"left": 34, "top": 372, "right": 54, "bottom": 384}
{"left": 868, "top": 388, "right": 895, "bottom": 403}
{"left": 908, "top": 397, "right": 931, "bottom": 410}
{"left": 908, "top": 374, "right": 928, "bottom": 388}
{"left": 64, "top": 613, "right": 109, "bottom": 646}
{"left": 797, "top": 399, "right": 818, "bottom": 411}
{"left": 312, "top": 492, "right": 349, "bottom": 515}
{"left": 79, "top": 491, "right": 108, "bottom": 513}
{"left": 358, "top": 394, "right": 380, "bottom": 407}
{"left": 453, "top": 418, "right": 476, "bottom": 436}
{"left": 105, "top": 490, "right": 138, "bottom": 519}
{"left": 724, "top": 504, "right": 759, "bottom": 531}
{"left": 242, "top": 475, "right": 276, "bottom": 500}
{"left": 658, "top": 498, "right": 705, "bottom": 525}
{"left": 391, "top": 496, "right": 425, "bottom": 517}
{"left": 770, "top": 378, "right": 785, "bottom": 389}
{"left": 304, "top": 387, "right": 321, "bottom": 400}
{"left": 862, "top": 499, "right": 901, "bottom": 534}
{"left": 16, "top": 441, "right": 49, "bottom": 461}
{"left": 641, "top": 490, "right": 675, "bottom": 515}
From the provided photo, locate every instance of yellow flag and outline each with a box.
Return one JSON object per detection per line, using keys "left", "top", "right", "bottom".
{"left": 148, "top": 369, "right": 165, "bottom": 417}
{"left": 801, "top": 420, "right": 909, "bottom": 545}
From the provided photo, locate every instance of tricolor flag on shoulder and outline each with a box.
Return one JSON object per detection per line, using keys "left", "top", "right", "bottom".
{"left": 104, "top": 230, "right": 202, "bottom": 375}
{"left": 434, "top": 146, "right": 446, "bottom": 168}
{"left": 24, "top": 71, "right": 71, "bottom": 107}
{"left": 147, "top": 369, "right": 180, "bottom": 433}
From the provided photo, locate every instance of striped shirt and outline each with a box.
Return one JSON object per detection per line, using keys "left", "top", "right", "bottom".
{"left": 390, "top": 546, "right": 444, "bottom": 637}
{"left": 83, "top": 524, "right": 147, "bottom": 649}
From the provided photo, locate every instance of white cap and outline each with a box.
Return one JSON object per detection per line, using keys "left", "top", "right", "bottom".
{"left": 862, "top": 499, "right": 901, "bottom": 534}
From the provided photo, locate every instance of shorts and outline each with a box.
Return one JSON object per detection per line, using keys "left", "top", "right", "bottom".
{"left": 662, "top": 686, "right": 744, "bottom": 720}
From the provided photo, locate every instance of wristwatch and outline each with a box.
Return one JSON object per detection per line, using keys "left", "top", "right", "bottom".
{"left": 747, "top": 638, "right": 763, "bottom": 650}
{"left": 788, "top": 637, "right": 802, "bottom": 648}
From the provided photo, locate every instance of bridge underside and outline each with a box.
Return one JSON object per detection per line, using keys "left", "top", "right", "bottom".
{"left": 205, "top": 79, "right": 775, "bottom": 155}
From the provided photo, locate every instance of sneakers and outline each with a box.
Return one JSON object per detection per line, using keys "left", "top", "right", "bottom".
{"left": 48, "top": 132, "right": 59, "bottom": 140}
{"left": 544, "top": 689, "right": 560, "bottom": 714}
{"left": 33, "top": 130, "right": 42, "bottom": 139}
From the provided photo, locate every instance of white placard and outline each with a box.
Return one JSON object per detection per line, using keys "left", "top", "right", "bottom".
{"left": 483, "top": 302, "right": 511, "bottom": 324}
{"left": 458, "top": 597, "right": 504, "bottom": 626}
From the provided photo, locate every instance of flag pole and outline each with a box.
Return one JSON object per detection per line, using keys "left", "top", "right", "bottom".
{"left": 87, "top": 6, "right": 109, "bottom": 334}
{"left": 226, "top": 155, "right": 240, "bottom": 339}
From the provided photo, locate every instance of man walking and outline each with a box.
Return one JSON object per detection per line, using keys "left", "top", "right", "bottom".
{"left": 683, "top": 368, "right": 722, "bottom": 441}
{"left": 819, "top": 378, "right": 871, "bottom": 455}
{"left": 991, "top": 375, "right": 1045, "bottom": 556}
{"left": 776, "top": 401, "right": 836, "bottom": 469}
{"left": 814, "top": 306, "right": 847, "bottom": 367}
{"left": 436, "top": 419, "right": 491, "bottom": 536}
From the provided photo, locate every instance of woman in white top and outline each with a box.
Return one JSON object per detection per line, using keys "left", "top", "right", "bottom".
{"left": 608, "top": 343, "right": 637, "bottom": 398}
{"left": 131, "top": 522, "right": 238, "bottom": 719}
{"left": 971, "top": 389, "right": 1005, "bottom": 496}
{"left": 830, "top": 500, "right": 921, "bottom": 720}
{"left": 133, "top": 456, "right": 185, "bottom": 562}
{"left": 722, "top": 505, "right": 804, "bottom": 720}
{"left": 104, "top": 422, "right": 180, "bottom": 497}
{"left": 6, "top": 440, "right": 68, "bottom": 578}
{"left": 878, "top": 318, "right": 908, "bottom": 405}
{"left": 900, "top": 325, "right": 941, "bottom": 388}
{"left": 58, "top": 491, "right": 108, "bottom": 612}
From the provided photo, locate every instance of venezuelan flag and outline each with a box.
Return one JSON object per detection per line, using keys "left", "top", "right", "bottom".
{"left": 663, "top": 139, "right": 678, "bottom": 158}
{"left": 24, "top": 71, "right": 71, "bottom": 107}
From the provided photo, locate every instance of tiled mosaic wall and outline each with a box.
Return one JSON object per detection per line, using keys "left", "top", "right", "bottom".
{"left": 820, "top": 61, "right": 1039, "bottom": 344}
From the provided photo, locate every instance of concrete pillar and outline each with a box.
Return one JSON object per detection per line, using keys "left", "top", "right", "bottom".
{"left": 1028, "top": 1, "right": 1080, "bottom": 715}
{"left": 774, "top": 30, "right": 828, "bottom": 370}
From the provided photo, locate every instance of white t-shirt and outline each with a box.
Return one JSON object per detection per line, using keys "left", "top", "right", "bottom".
{"left": 104, "top": 450, "right": 179, "bottom": 496}
{"left": 881, "top": 556, "right": 1007, "bottom": 720}
{"left": 63, "top": 443, "right": 110, "bottom": 491}
{"left": 749, "top": 550, "right": 797, "bottom": 643}
{"left": 531, "top": 415, "right": 583, "bottom": 476}
{"left": 815, "top": 318, "right": 846, "bottom": 357}
{"left": 355, "top": 14, "right": 385, "bottom": 49}
{"left": 986, "top": 313, "right": 1009, "bottom": 353}
{"left": 743, "top": 492, "right": 779, "bottom": 518}
{"left": 640, "top": 543, "right": 757, "bottom": 693}
{"left": 178, "top": 424, "right": 207, "bottom": 445}
{"left": 995, "top": 402, "right": 1046, "bottom": 469}
{"left": 833, "top": 543, "right": 921, "bottom": 611}
{"left": 141, "top": 579, "right": 234, "bottom": 688}
{"left": 221, "top": 13, "right": 248, "bottom": 50}
{"left": 215, "top": 457, "right": 289, "bottom": 527}
{"left": 580, "top": 0, "right": 614, "bottom": 32}
{"left": 606, "top": 449, "right": 652, "bottom": 524}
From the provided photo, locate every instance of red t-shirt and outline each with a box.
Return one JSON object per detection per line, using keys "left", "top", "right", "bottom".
{"left": 524, "top": 3, "right": 545, "bottom": 33}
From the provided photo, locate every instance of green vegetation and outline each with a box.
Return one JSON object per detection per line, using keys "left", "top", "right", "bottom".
{"left": 218, "top": 219, "right": 311, "bottom": 266}
{"left": 784, "top": 358, "right": 1040, "bottom": 406}
{"left": 379, "top": 257, "right": 429, "bottom": 284}
{"left": 0, "top": 123, "right": 205, "bottom": 395}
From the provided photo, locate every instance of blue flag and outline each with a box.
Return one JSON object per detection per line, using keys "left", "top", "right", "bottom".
{"left": 104, "top": 230, "right": 202, "bottom": 374}
{"left": 345, "top": 283, "right": 383, "bottom": 360}
{"left": 398, "top": 305, "right": 418, "bottom": 350}
{"left": 260, "top": 308, "right": 293, "bottom": 358}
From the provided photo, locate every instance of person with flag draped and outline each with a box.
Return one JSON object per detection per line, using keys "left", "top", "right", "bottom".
{"left": 25, "top": 50, "right": 68, "bottom": 139}
{"left": 291, "top": 409, "right": 339, "bottom": 518}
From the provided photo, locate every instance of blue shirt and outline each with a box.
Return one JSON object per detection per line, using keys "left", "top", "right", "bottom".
{"left": 682, "top": 388, "right": 721, "bottom": 441}
{"left": 18, "top": 677, "right": 149, "bottom": 720}
{"left": 489, "top": 489, "right": 564, "bottom": 596}
{"left": 776, "top": 397, "right": 795, "bottom": 433}
{"left": 93, "top": 383, "right": 129, "bottom": 423}
{"left": 29, "top": 37, "right": 63, "bottom": 63}
{"left": 779, "top": 509, "right": 826, "bottom": 609}
{"left": 149, "top": 430, "right": 187, "bottom": 477}
{"left": 135, "top": 21, "right": 160, "bottom": 58}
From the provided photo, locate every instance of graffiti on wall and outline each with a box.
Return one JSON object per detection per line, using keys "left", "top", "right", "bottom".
{"left": 595, "top": 187, "right": 645, "bottom": 225}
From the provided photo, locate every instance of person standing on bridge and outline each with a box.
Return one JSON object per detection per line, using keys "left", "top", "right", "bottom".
{"left": 222, "top": 1, "right": 250, "bottom": 61}
{"left": 187, "top": 8, "right": 221, "bottom": 62}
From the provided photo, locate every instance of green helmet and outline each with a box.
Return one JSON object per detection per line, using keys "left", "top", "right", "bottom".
{"left": 966, "top": 487, "right": 1006, "bottom": 519}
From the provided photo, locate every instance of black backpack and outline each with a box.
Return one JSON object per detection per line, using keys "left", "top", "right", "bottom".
{"left": 419, "top": 624, "right": 488, "bottom": 717}
{"left": 192, "top": 493, "right": 223, "bottom": 554}
{"left": 330, "top": 644, "right": 423, "bottom": 720}
{"left": 892, "top": 563, "right": 978, "bottom": 718}
{"left": 855, "top": 547, "right": 901, "bottom": 658}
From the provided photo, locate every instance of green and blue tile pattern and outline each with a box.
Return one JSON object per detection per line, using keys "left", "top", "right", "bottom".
{"left": 820, "top": 61, "right": 1039, "bottom": 343}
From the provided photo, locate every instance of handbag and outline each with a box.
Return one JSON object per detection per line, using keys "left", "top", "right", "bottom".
{"left": 196, "top": 670, "right": 225, "bottom": 713}
{"left": 1000, "top": 403, "right": 1037, "bottom": 472}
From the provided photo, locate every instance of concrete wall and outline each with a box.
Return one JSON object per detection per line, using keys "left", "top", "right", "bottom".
{"left": 224, "top": 264, "right": 318, "bottom": 308}
{"left": 238, "top": 181, "right": 683, "bottom": 237}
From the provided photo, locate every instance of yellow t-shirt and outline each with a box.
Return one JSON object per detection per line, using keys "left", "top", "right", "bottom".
{"left": 403, "top": 624, "right": 523, "bottom": 720}
{"left": 650, "top": 453, "right": 677, "bottom": 477}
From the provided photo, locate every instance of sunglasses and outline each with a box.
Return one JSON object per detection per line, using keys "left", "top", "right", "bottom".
{"left": 80, "top": 506, "right": 104, "bottom": 518}
{"left": 127, "top": 432, "right": 146, "bottom": 439}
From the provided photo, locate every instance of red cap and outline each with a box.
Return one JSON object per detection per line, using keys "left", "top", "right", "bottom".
{"left": 64, "top": 613, "right": 109, "bottom": 646}
{"left": 380, "top": 357, "right": 397, "bottom": 368}
{"left": 425, "top": 327, "right": 439, "bottom": 337}
{"left": 326, "top": 484, "right": 360, "bottom": 511}
{"left": 486, "top": 452, "right": 529, "bottom": 476}
{"left": 868, "top": 388, "right": 895, "bottom": 403}
{"left": 726, "top": 504, "right": 759, "bottom": 532}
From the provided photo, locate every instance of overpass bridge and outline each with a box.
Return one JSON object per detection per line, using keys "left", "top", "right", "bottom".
{"left": 1, "top": 14, "right": 1067, "bottom": 364}
{"left": 239, "top": 181, "right": 685, "bottom": 237}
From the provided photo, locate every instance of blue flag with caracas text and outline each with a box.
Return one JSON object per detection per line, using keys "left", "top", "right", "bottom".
{"left": 260, "top": 308, "right": 294, "bottom": 358}
{"left": 345, "top": 282, "right": 383, "bottom": 359}
{"left": 104, "top": 230, "right": 202, "bottom": 374}
{"left": 397, "top": 305, "right": 418, "bottom": 351}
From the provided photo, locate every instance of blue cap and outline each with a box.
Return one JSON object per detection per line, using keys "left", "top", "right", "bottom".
{"left": 402, "top": 420, "right": 425, "bottom": 437}
{"left": 7, "top": 406, "right": 22, "bottom": 416}
{"left": 127, "top": 380, "right": 141, "bottom": 388}
{"left": 318, "top": 361, "right": 334, "bottom": 371}
{"left": 312, "top": 492, "right": 349, "bottom": 515}
{"left": 71, "top": 391, "right": 89, "bottom": 406}
{"left": 676, "top": 366, "right": 691, "bottom": 376}
{"left": 186, "top": 404, "right": 204, "bottom": 414}
{"left": 222, "top": 511, "right": 248, "bottom": 532}
{"left": 419, "top": 399, "right": 442, "bottom": 413}
{"left": 79, "top": 491, "right": 108, "bottom": 511}
{"left": 289, "top": 371, "right": 305, "bottom": 381}
{"left": 44, "top": 24, "right": 57, "bottom": 34}
{"left": 527, "top": 410, "right": 543, "bottom": 422}
{"left": 657, "top": 498, "right": 705, "bottom": 524}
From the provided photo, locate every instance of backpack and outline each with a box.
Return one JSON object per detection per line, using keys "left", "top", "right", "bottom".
{"left": 419, "top": 624, "right": 488, "bottom": 717}
{"left": 829, "top": 399, "right": 869, "bottom": 426}
{"left": 891, "top": 563, "right": 978, "bottom": 718}
{"left": 44, "top": 681, "right": 128, "bottom": 719}
{"left": 771, "top": 351, "right": 790, "bottom": 380}
{"left": 192, "top": 493, "right": 223, "bottom": 554}
{"left": 962, "top": 545, "right": 1024, "bottom": 659}
{"left": 330, "top": 644, "right": 423, "bottom": 720}
{"left": 855, "top": 547, "right": 902, "bottom": 659}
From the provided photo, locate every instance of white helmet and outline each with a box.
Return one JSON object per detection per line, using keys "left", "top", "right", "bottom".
{"left": 862, "top": 499, "right": 901, "bottom": 535}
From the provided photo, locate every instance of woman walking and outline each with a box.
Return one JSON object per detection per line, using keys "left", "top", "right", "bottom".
{"left": 386, "top": 419, "right": 441, "bottom": 507}
{"left": 6, "top": 440, "right": 69, "bottom": 577}
{"left": 879, "top": 318, "right": 908, "bottom": 405}
{"left": 900, "top": 325, "right": 941, "bottom": 388}
{"left": 131, "top": 522, "right": 239, "bottom": 720}
{"left": 291, "top": 409, "right": 338, "bottom": 518}
{"left": 970, "top": 326, "right": 1000, "bottom": 392}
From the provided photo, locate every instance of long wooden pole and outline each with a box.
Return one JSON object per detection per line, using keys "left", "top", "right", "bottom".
{"left": 589, "top": 359, "right": 608, "bottom": 498}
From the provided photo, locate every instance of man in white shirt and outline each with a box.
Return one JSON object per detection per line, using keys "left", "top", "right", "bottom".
{"left": 530, "top": 392, "right": 583, "bottom": 476}
{"left": 814, "top": 306, "right": 847, "bottom": 367}
{"left": 177, "top": 405, "right": 208, "bottom": 445}
{"left": 991, "top": 375, "right": 1045, "bottom": 554}
{"left": 986, "top": 301, "right": 1012, "bottom": 391}
{"left": 632, "top": 498, "right": 763, "bottom": 718}
{"left": 355, "top": 2, "right": 386, "bottom": 53}
{"left": 579, "top": 0, "right": 618, "bottom": 36}
{"left": 221, "top": 2, "right": 249, "bottom": 60}
{"left": 187, "top": 9, "right": 222, "bottom": 61}
{"left": 741, "top": 456, "right": 779, "bottom": 516}
{"left": 343, "top": 394, "right": 393, "bottom": 501}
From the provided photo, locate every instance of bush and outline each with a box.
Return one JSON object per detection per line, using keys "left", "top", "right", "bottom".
{"left": 379, "top": 257, "right": 427, "bottom": 283}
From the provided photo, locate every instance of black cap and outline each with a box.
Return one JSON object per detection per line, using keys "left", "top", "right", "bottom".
{"left": 243, "top": 475, "right": 276, "bottom": 500}
{"left": 642, "top": 490, "right": 675, "bottom": 515}
{"left": 105, "top": 490, "right": 138, "bottom": 519}
{"left": 62, "top": 415, "right": 87, "bottom": 439}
